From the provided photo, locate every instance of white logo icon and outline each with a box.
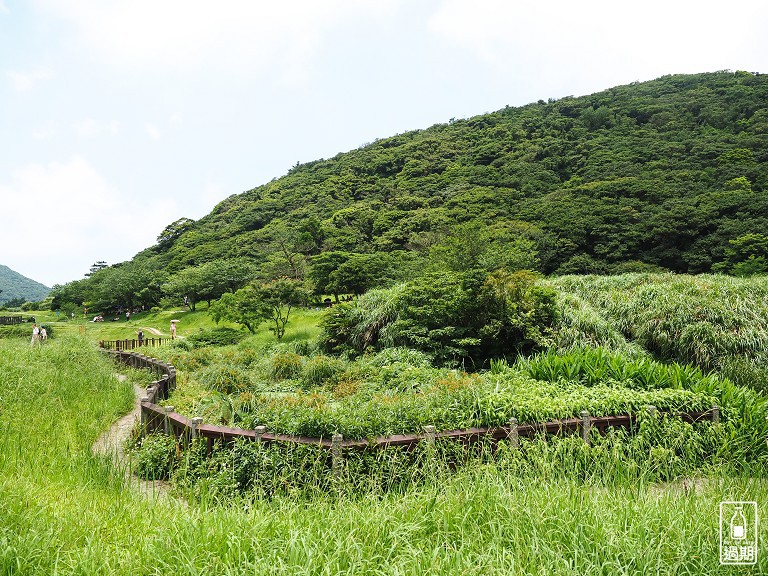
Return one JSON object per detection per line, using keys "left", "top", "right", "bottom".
{"left": 720, "top": 501, "right": 758, "bottom": 565}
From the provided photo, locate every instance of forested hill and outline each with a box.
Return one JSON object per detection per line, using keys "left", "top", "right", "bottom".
{"left": 153, "top": 71, "right": 767, "bottom": 276}
{"left": 53, "top": 71, "right": 768, "bottom": 312}
{"left": 0, "top": 264, "right": 50, "bottom": 305}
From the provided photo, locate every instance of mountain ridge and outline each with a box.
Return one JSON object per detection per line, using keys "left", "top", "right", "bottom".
{"left": 0, "top": 264, "right": 50, "bottom": 305}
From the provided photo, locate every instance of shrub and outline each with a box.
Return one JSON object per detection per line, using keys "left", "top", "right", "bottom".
{"left": 134, "top": 433, "right": 176, "bottom": 480}
{"left": 300, "top": 355, "right": 345, "bottom": 388}
{"left": 268, "top": 352, "right": 304, "bottom": 381}
{"left": 186, "top": 327, "right": 247, "bottom": 348}
{"left": 197, "top": 364, "right": 251, "bottom": 394}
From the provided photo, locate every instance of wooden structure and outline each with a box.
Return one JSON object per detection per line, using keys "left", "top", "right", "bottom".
{"left": 100, "top": 338, "right": 172, "bottom": 351}
{"left": 107, "top": 348, "right": 720, "bottom": 460}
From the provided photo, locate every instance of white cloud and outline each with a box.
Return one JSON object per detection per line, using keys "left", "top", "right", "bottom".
{"left": 34, "top": 0, "right": 403, "bottom": 82}
{"left": 73, "top": 118, "right": 124, "bottom": 137}
{"left": 32, "top": 125, "right": 58, "bottom": 140}
{"left": 144, "top": 122, "right": 162, "bottom": 141}
{"left": 0, "top": 1, "right": 9, "bottom": 15}
{"left": 0, "top": 156, "right": 179, "bottom": 286}
{"left": 428, "top": 0, "right": 768, "bottom": 94}
{"left": 6, "top": 69, "right": 54, "bottom": 92}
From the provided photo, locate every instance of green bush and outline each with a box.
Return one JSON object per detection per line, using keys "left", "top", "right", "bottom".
{"left": 186, "top": 327, "right": 246, "bottom": 348}
{"left": 197, "top": 364, "right": 251, "bottom": 394}
{"left": 268, "top": 352, "right": 304, "bottom": 381}
{"left": 300, "top": 355, "right": 345, "bottom": 388}
{"left": 320, "top": 269, "right": 558, "bottom": 366}
{"left": 134, "top": 433, "right": 177, "bottom": 480}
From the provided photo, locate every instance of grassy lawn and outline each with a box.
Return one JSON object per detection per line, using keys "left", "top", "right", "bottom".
{"left": 14, "top": 304, "right": 326, "bottom": 347}
{"left": 1, "top": 336, "right": 766, "bottom": 574}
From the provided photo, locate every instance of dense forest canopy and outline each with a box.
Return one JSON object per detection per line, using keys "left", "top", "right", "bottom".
{"left": 51, "top": 71, "right": 768, "bottom": 314}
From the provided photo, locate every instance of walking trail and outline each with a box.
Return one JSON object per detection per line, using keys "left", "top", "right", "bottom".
{"left": 92, "top": 374, "right": 174, "bottom": 499}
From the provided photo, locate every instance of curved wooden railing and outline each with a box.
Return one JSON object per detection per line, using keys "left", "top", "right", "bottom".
{"left": 105, "top": 349, "right": 721, "bottom": 474}
{"left": 100, "top": 338, "right": 173, "bottom": 351}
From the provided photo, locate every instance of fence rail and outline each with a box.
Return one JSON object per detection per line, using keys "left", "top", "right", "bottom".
{"left": 105, "top": 349, "right": 721, "bottom": 472}
{"left": 100, "top": 338, "right": 173, "bottom": 351}
{"left": 0, "top": 316, "right": 24, "bottom": 325}
{"left": 103, "top": 349, "right": 176, "bottom": 401}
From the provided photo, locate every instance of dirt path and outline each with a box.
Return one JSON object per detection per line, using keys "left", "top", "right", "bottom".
{"left": 93, "top": 374, "right": 174, "bottom": 499}
{"left": 141, "top": 326, "right": 163, "bottom": 336}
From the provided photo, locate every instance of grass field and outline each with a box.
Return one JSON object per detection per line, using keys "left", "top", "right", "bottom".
{"left": 1, "top": 336, "right": 767, "bottom": 574}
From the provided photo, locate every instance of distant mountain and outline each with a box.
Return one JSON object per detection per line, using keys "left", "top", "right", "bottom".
{"left": 0, "top": 265, "right": 50, "bottom": 305}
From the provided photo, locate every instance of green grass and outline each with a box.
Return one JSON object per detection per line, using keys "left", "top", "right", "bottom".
{"left": 1, "top": 336, "right": 767, "bottom": 574}
{"left": 16, "top": 304, "right": 326, "bottom": 348}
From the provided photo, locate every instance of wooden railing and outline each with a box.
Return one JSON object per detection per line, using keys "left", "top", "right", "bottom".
{"left": 103, "top": 349, "right": 176, "bottom": 401}
{"left": 100, "top": 338, "right": 173, "bottom": 351}
{"left": 0, "top": 316, "right": 24, "bottom": 325}
{"left": 104, "top": 349, "right": 721, "bottom": 473}
{"left": 139, "top": 405, "right": 718, "bottom": 459}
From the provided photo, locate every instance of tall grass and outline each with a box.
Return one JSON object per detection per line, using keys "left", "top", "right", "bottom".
{"left": 2, "top": 332, "right": 767, "bottom": 574}
{"left": 549, "top": 273, "right": 768, "bottom": 392}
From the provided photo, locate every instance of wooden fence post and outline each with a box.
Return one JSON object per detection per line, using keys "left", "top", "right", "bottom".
{"left": 423, "top": 425, "right": 436, "bottom": 445}
{"left": 163, "top": 406, "right": 174, "bottom": 435}
{"left": 254, "top": 425, "right": 267, "bottom": 442}
{"left": 190, "top": 417, "right": 203, "bottom": 441}
{"left": 711, "top": 405, "right": 720, "bottom": 424}
{"left": 508, "top": 417, "right": 519, "bottom": 449}
{"left": 580, "top": 410, "right": 591, "bottom": 445}
{"left": 140, "top": 396, "right": 149, "bottom": 430}
{"left": 332, "top": 433, "right": 343, "bottom": 479}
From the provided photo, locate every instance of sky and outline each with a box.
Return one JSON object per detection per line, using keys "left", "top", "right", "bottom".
{"left": 1, "top": 0, "right": 767, "bottom": 288}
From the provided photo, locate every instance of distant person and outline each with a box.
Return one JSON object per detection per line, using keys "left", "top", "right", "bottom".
{"left": 170, "top": 321, "right": 177, "bottom": 340}
{"left": 137, "top": 329, "right": 144, "bottom": 346}
{"left": 126, "top": 310, "right": 130, "bottom": 321}
{"left": 31, "top": 323, "right": 39, "bottom": 346}
{"left": 40, "top": 327, "right": 47, "bottom": 342}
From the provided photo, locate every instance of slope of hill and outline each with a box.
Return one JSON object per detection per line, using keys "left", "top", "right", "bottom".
{"left": 0, "top": 264, "right": 50, "bottom": 305}
{"left": 52, "top": 71, "right": 768, "bottom": 313}
{"left": 150, "top": 71, "right": 767, "bottom": 275}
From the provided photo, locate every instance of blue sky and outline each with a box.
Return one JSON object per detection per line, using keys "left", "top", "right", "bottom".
{"left": 2, "top": 0, "right": 767, "bottom": 287}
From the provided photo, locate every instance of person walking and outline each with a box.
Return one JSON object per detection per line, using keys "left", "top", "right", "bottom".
{"left": 170, "top": 321, "right": 177, "bottom": 340}
{"left": 30, "top": 323, "right": 39, "bottom": 346}
{"left": 40, "top": 326, "right": 47, "bottom": 342}
{"left": 137, "top": 329, "right": 144, "bottom": 346}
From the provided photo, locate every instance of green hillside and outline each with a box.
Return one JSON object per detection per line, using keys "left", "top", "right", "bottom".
{"left": 52, "top": 71, "right": 768, "bottom": 313}
{"left": 0, "top": 264, "right": 50, "bottom": 305}
{"left": 156, "top": 71, "right": 768, "bottom": 272}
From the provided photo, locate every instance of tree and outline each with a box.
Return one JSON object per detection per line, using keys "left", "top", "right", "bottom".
{"left": 713, "top": 233, "right": 768, "bottom": 276}
{"left": 309, "top": 251, "right": 352, "bottom": 301}
{"left": 429, "top": 221, "right": 490, "bottom": 272}
{"left": 156, "top": 217, "right": 195, "bottom": 249}
{"left": 256, "top": 279, "right": 309, "bottom": 339}
{"left": 327, "top": 253, "right": 391, "bottom": 296}
{"left": 208, "top": 279, "right": 308, "bottom": 338}
{"left": 87, "top": 261, "right": 108, "bottom": 276}
{"left": 208, "top": 285, "right": 266, "bottom": 334}
{"left": 164, "top": 265, "right": 212, "bottom": 311}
